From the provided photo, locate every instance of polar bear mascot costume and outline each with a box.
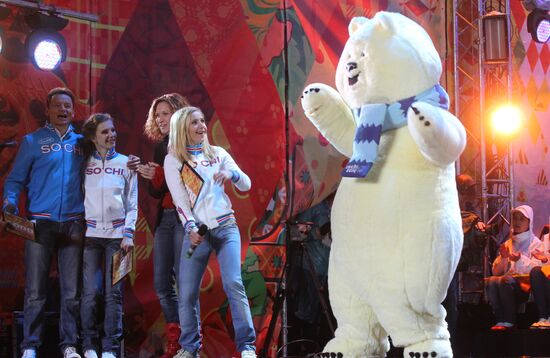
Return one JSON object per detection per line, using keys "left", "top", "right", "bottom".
{"left": 301, "top": 11, "right": 466, "bottom": 358}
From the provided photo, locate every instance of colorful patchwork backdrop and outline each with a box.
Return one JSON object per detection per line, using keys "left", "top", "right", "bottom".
{"left": 509, "top": 2, "right": 550, "bottom": 233}
{"left": 1, "top": 1, "right": 547, "bottom": 357}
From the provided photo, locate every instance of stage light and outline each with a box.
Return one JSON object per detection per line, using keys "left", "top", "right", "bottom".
{"left": 23, "top": 12, "right": 68, "bottom": 70}
{"left": 490, "top": 104, "right": 523, "bottom": 136}
{"left": 527, "top": 9, "right": 550, "bottom": 43}
{"left": 24, "top": 11, "right": 68, "bottom": 32}
{"left": 483, "top": 12, "right": 509, "bottom": 63}
{"left": 25, "top": 29, "right": 66, "bottom": 70}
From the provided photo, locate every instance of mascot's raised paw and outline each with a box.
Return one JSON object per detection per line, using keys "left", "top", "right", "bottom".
{"left": 300, "top": 83, "right": 356, "bottom": 157}
{"left": 301, "top": 83, "right": 342, "bottom": 118}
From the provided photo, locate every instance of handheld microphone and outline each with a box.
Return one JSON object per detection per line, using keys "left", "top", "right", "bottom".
{"left": 186, "top": 224, "right": 208, "bottom": 258}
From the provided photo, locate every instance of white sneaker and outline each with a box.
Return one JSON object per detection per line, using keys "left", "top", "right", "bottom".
{"left": 530, "top": 318, "right": 550, "bottom": 329}
{"left": 241, "top": 350, "right": 257, "bottom": 358}
{"left": 101, "top": 353, "right": 116, "bottom": 358}
{"left": 21, "top": 349, "right": 36, "bottom": 358}
{"left": 63, "top": 347, "right": 81, "bottom": 358}
{"left": 84, "top": 350, "right": 98, "bottom": 358}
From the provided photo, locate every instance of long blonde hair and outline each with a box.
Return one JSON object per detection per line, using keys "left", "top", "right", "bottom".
{"left": 168, "top": 106, "right": 215, "bottom": 163}
{"left": 143, "top": 93, "right": 189, "bottom": 142}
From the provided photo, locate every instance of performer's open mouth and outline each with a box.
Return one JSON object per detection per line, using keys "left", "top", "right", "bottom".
{"left": 349, "top": 74, "right": 359, "bottom": 86}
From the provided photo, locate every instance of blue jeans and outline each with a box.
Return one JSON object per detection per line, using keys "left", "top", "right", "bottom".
{"left": 530, "top": 266, "right": 550, "bottom": 319}
{"left": 22, "top": 219, "right": 84, "bottom": 352}
{"left": 154, "top": 209, "right": 184, "bottom": 323}
{"left": 178, "top": 224, "right": 256, "bottom": 353}
{"left": 81, "top": 237, "right": 123, "bottom": 352}
{"left": 486, "top": 274, "right": 529, "bottom": 324}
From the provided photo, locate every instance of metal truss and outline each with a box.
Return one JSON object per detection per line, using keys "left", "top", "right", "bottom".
{"left": 454, "top": 0, "right": 513, "bottom": 301}
{"left": 454, "top": 0, "right": 513, "bottom": 244}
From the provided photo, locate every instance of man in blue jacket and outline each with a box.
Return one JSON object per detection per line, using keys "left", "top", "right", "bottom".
{"left": 3, "top": 88, "right": 84, "bottom": 358}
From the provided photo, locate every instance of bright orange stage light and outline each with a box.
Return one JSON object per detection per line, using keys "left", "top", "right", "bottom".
{"left": 490, "top": 104, "right": 523, "bottom": 136}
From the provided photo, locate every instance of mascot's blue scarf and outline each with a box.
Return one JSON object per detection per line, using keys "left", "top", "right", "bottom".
{"left": 342, "top": 84, "right": 450, "bottom": 178}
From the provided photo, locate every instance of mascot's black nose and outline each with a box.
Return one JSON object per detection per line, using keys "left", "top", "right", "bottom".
{"left": 346, "top": 62, "right": 357, "bottom": 72}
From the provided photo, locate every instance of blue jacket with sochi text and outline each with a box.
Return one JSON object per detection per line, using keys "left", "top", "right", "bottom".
{"left": 3, "top": 123, "right": 85, "bottom": 222}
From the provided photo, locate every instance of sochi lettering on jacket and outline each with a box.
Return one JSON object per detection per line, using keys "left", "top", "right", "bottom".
{"left": 189, "top": 156, "right": 221, "bottom": 168}
{"left": 40, "top": 143, "right": 81, "bottom": 154}
{"left": 85, "top": 167, "right": 125, "bottom": 175}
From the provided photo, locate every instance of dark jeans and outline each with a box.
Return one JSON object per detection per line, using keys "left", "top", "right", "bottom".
{"left": 81, "top": 237, "right": 123, "bottom": 353}
{"left": 21, "top": 219, "right": 84, "bottom": 352}
{"left": 486, "top": 274, "right": 529, "bottom": 324}
{"left": 443, "top": 271, "right": 458, "bottom": 348}
{"left": 530, "top": 266, "right": 550, "bottom": 319}
{"left": 153, "top": 209, "right": 183, "bottom": 323}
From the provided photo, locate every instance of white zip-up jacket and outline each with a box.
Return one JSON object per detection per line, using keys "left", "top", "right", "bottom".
{"left": 84, "top": 149, "right": 138, "bottom": 239}
{"left": 164, "top": 146, "right": 251, "bottom": 232}
{"left": 492, "top": 205, "right": 542, "bottom": 275}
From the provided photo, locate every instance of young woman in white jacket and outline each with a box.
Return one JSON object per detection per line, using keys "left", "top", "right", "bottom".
{"left": 486, "top": 205, "right": 541, "bottom": 330}
{"left": 164, "top": 107, "right": 256, "bottom": 358}
{"left": 79, "top": 113, "right": 138, "bottom": 358}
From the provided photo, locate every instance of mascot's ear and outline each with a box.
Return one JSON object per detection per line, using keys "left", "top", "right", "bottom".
{"left": 373, "top": 11, "right": 397, "bottom": 37}
{"left": 348, "top": 17, "right": 368, "bottom": 36}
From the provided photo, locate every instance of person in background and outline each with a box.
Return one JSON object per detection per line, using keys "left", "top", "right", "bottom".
{"left": 486, "top": 205, "right": 541, "bottom": 330}
{"left": 290, "top": 197, "right": 334, "bottom": 355}
{"left": 443, "top": 174, "right": 487, "bottom": 350}
{"left": 79, "top": 113, "right": 138, "bottom": 358}
{"left": 3, "top": 87, "right": 84, "bottom": 358}
{"left": 164, "top": 106, "right": 256, "bottom": 358}
{"left": 529, "top": 227, "right": 550, "bottom": 328}
{"left": 137, "top": 93, "right": 189, "bottom": 357}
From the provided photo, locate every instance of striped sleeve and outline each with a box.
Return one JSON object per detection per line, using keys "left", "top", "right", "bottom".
{"left": 123, "top": 161, "right": 139, "bottom": 239}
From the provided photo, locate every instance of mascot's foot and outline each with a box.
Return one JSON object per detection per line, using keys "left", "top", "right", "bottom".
{"left": 307, "top": 353, "right": 343, "bottom": 358}
{"left": 307, "top": 353, "right": 383, "bottom": 358}
{"left": 404, "top": 339, "right": 452, "bottom": 358}
{"left": 322, "top": 334, "right": 388, "bottom": 358}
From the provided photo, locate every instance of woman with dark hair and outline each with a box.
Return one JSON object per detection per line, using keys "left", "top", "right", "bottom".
{"left": 136, "top": 93, "right": 189, "bottom": 357}
{"left": 164, "top": 106, "right": 256, "bottom": 358}
{"left": 80, "top": 113, "right": 138, "bottom": 358}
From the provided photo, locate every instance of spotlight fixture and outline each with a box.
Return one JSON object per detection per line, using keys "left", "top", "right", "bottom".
{"left": 25, "top": 29, "right": 66, "bottom": 70}
{"left": 23, "top": 11, "right": 68, "bottom": 70}
{"left": 24, "top": 11, "right": 68, "bottom": 31}
{"left": 482, "top": 12, "right": 509, "bottom": 63}
{"left": 0, "top": 1, "right": 98, "bottom": 67}
{"left": 527, "top": 9, "right": 550, "bottom": 43}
